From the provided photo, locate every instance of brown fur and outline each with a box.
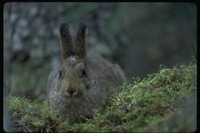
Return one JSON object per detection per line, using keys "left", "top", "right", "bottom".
{"left": 47, "top": 21, "right": 126, "bottom": 123}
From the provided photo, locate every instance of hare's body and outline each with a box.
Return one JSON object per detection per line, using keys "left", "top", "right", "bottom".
{"left": 47, "top": 22, "right": 126, "bottom": 123}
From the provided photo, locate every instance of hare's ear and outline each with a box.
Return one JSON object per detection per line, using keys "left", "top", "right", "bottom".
{"left": 59, "top": 23, "right": 74, "bottom": 62}
{"left": 74, "top": 21, "right": 87, "bottom": 59}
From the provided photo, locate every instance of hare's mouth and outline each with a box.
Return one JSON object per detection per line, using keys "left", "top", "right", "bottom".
{"left": 57, "top": 91, "right": 83, "bottom": 103}
{"left": 64, "top": 90, "right": 78, "bottom": 97}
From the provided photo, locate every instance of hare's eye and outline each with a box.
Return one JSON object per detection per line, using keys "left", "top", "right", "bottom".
{"left": 82, "top": 69, "right": 87, "bottom": 78}
{"left": 59, "top": 70, "right": 63, "bottom": 79}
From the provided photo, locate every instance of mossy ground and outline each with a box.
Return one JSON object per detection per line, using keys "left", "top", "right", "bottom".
{"left": 7, "top": 59, "right": 197, "bottom": 132}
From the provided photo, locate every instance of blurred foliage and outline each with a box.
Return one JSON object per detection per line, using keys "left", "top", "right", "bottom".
{"left": 7, "top": 61, "right": 196, "bottom": 132}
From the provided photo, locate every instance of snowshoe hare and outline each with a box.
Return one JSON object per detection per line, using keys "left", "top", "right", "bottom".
{"left": 47, "top": 21, "right": 126, "bottom": 123}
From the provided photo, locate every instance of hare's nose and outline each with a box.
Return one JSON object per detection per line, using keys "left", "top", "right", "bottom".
{"left": 67, "top": 87, "right": 77, "bottom": 96}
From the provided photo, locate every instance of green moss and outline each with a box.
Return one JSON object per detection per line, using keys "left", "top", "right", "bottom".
{"left": 7, "top": 60, "right": 196, "bottom": 132}
{"left": 8, "top": 96, "right": 64, "bottom": 132}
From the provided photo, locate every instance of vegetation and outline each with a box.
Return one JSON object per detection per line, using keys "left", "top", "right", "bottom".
{"left": 7, "top": 59, "right": 196, "bottom": 132}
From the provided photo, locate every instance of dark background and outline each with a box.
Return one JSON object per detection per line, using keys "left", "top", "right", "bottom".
{"left": 4, "top": 2, "right": 197, "bottom": 101}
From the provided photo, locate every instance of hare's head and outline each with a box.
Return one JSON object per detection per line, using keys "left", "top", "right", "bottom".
{"left": 58, "top": 22, "right": 90, "bottom": 102}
